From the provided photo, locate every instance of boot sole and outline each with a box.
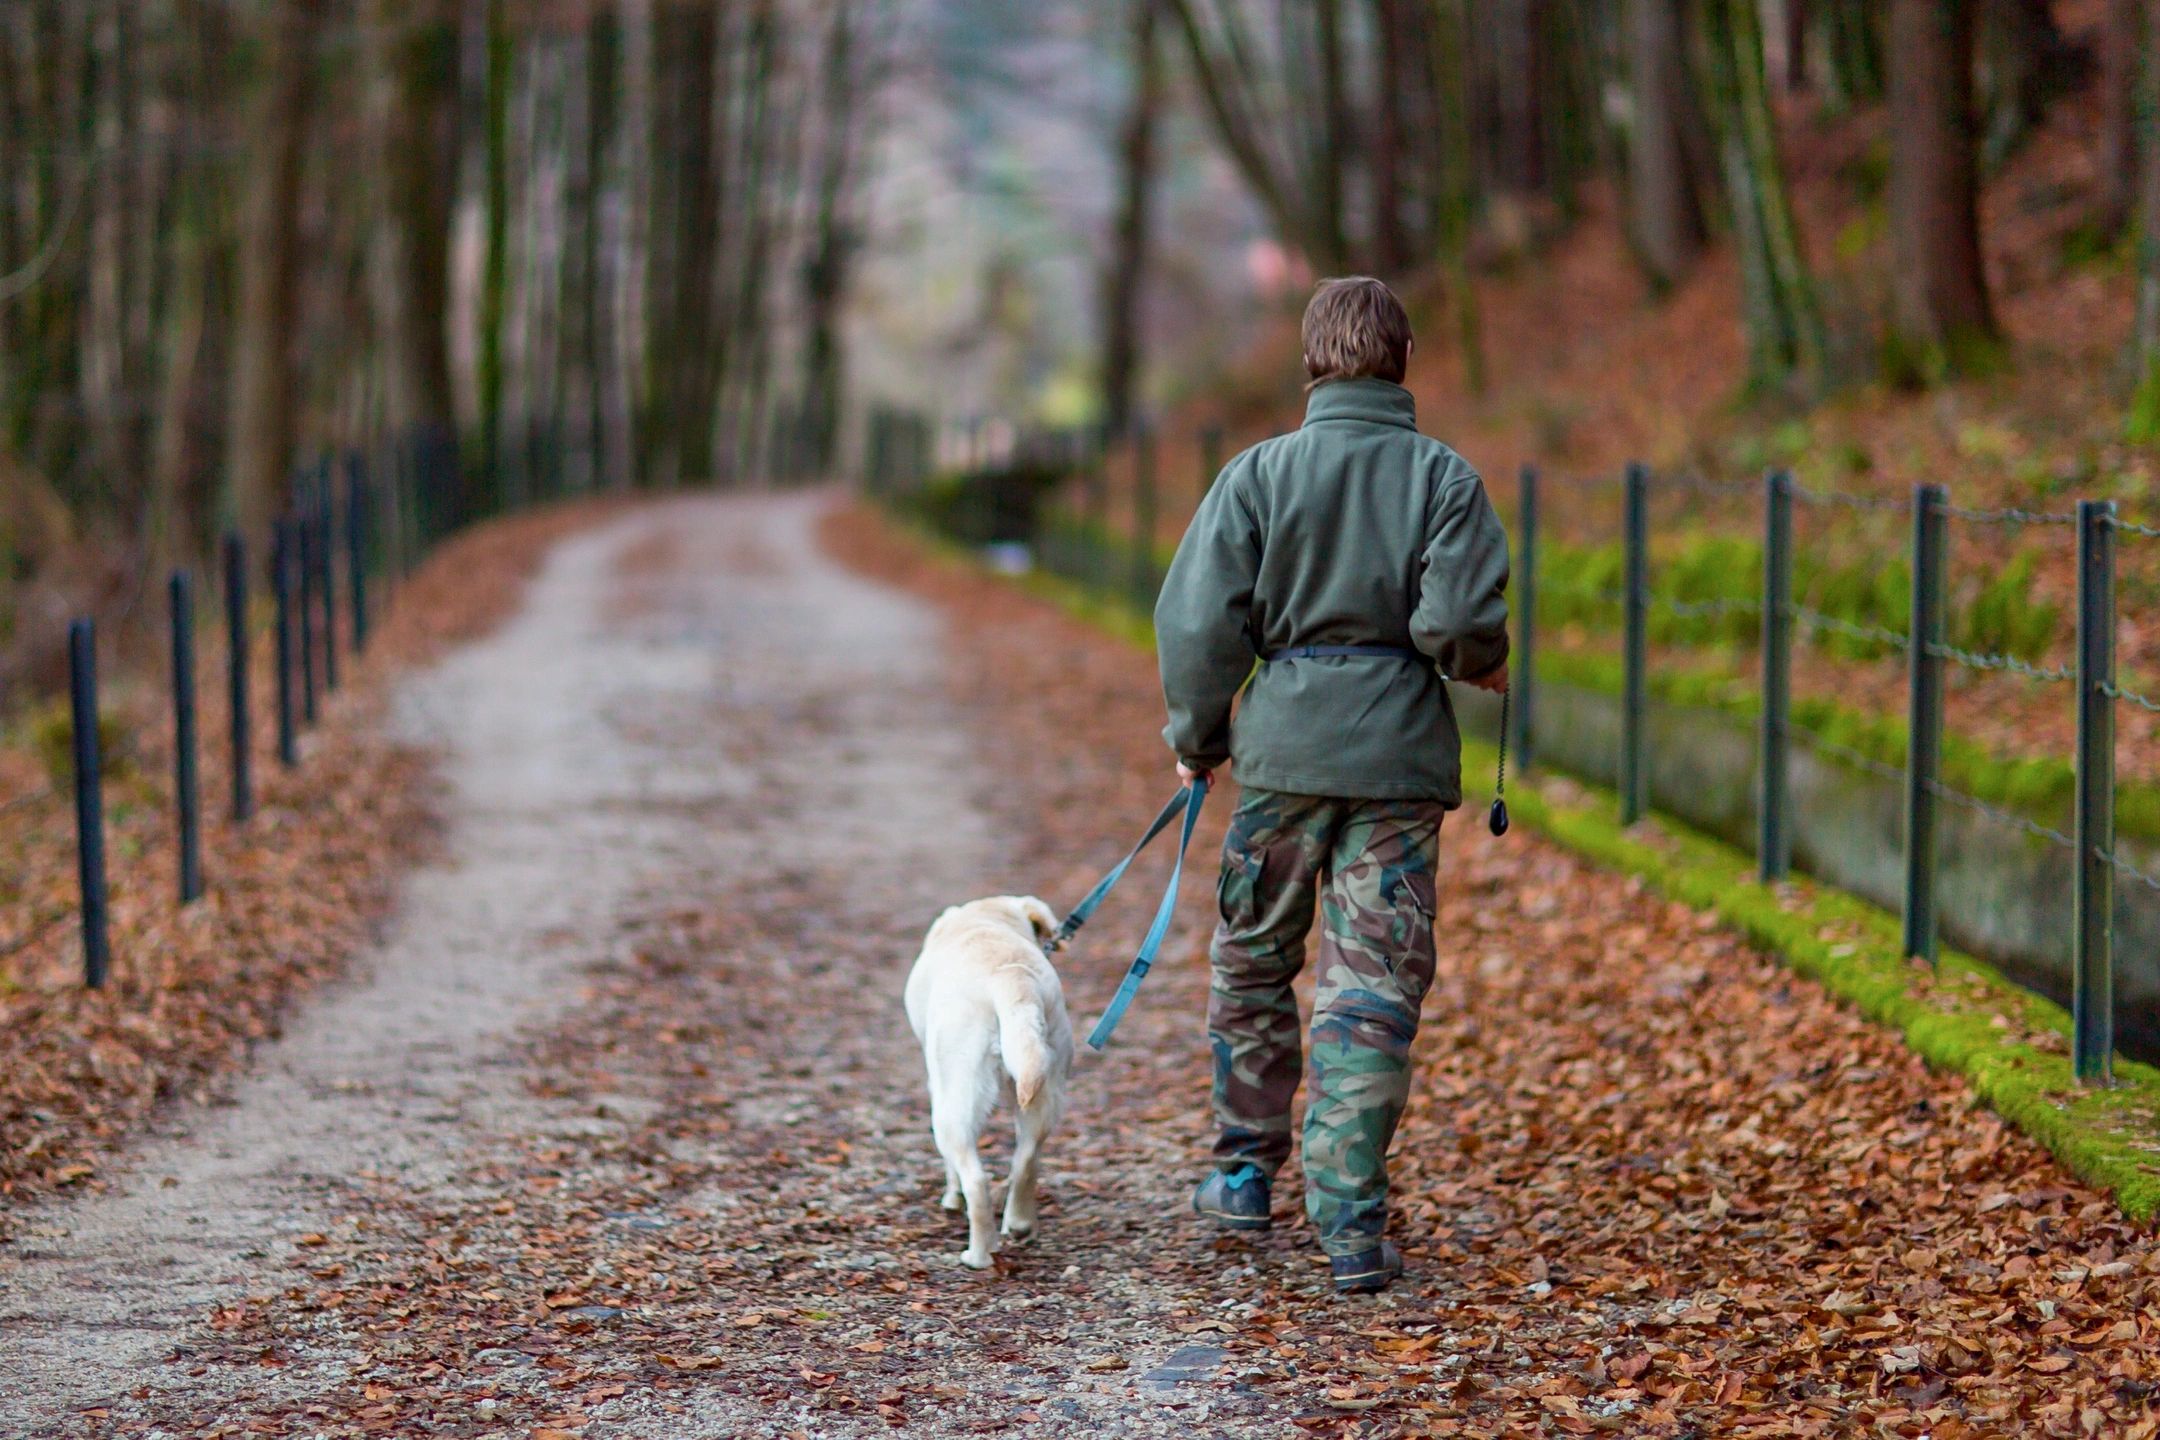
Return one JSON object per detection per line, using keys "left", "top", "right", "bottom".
{"left": 1192, "top": 1203, "right": 1273, "bottom": 1231}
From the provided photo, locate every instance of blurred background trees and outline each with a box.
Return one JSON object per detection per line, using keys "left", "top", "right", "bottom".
{"left": 4, "top": 0, "right": 2159, "bottom": 695}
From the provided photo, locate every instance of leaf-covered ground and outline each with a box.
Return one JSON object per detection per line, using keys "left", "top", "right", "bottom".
{"left": 5, "top": 495, "right": 2156, "bottom": 1439}
{"left": 0, "top": 499, "right": 621, "bottom": 1227}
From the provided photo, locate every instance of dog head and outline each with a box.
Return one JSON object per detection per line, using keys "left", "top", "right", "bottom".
{"left": 978, "top": 895, "right": 1059, "bottom": 951}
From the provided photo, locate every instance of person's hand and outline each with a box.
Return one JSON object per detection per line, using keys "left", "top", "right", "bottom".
{"left": 1177, "top": 760, "right": 1222, "bottom": 787}
{"left": 1466, "top": 663, "right": 1509, "bottom": 694}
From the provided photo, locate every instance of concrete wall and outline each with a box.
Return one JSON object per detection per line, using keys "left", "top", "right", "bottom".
{"left": 1456, "top": 683, "right": 2160, "bottom": 1060}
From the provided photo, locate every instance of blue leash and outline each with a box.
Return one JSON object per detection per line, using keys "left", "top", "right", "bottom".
{"left": 1044, "top": 777, "right": 1211, "bottom": 1051}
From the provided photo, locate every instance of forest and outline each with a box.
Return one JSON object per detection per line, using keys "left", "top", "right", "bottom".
{"left": 2, "top": 0, "right": 2156, "bottom": 695}
{"left": 0, "top": 0, "right": 878, "bottom": 699}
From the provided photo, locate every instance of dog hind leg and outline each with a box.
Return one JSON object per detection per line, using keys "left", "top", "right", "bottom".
{"left": 929, "top": 1045, "right": 1001, "bottom": 1268}
{"left": 1002, "top": 1095, "right": 1053, "bottom": 1240}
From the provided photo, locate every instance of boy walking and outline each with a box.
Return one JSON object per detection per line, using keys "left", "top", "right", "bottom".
{"left": 1154, "top": 278, "right": 1510, "bottom": 1294}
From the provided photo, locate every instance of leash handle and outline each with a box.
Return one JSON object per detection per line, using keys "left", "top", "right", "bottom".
{"left": 1048, "top": 784, "right": 1195, "bottom": 952}
{"left": 1086, "top": 777, "right": 1208, "bottom": 1051}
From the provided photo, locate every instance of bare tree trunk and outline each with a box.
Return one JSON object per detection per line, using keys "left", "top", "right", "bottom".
{"left": 477, "top": 0, "right": 510, "bottom": 506}
{"left": 2129, "top": 0, "right": 2160, "bottom": 440}
{"left": 1627, "top": 0, "right": 1706, "bottom": 289}
{"left": 1369, "top": 0, "right": 1413, "bottom": 274}
{"left": 1887, "top": 0, "right": 1999, "bottom": 378}
{"left": 1784, "top": 0, "right": 1810, "bottom": 90}
{"left": 368, "top": 0, "right": 458, "bottom": 440}
{"left": 1435, "top": 0, "right": 1487, "bottom": 393}
{"left": 799, "top": 0, "right": 863, "bottom": 475}
{"left": 2100, "top": 0, "right": 2141, "bottom": 237}
{"left": 658, "top": 4, "right": 719, "bottom": 484}
{"left": 227, "top": 0, "right": 316, "bottom": 543}
{"left": 1312, "top": 0, "right": 1353, "bottom": 270}
{"left": 1823, "top": 0, "right": 1884, "bottom": 108}
{"left": 1167, "top": 0, "right": 1346, "bottom": 270}
{"left": 1099, "top": 0, "right": 1163, "bottom": 439}
{"left": 1699, "top": 0, "right": 1825, "bottom": 393}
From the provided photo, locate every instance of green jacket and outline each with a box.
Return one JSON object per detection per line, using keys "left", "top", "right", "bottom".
{"left": 1154, "top": 378, "right": 1510, "bottom": 804}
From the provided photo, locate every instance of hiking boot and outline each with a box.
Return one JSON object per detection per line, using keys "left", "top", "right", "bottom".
{"left": 1330, "top": 1241, "right": 1403, "bottom": 1295}
{"left": 1191, "top": 1163, "right": 1272, "bottom": 1231}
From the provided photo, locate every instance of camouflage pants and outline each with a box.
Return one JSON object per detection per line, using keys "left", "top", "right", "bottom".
{"left": 1209, "top": 787, "right": 1444, "bottom": 1256}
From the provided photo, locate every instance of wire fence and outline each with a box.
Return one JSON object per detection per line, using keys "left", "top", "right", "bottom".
{"left": 31, "top": 417, "right": 583, "bottom": 990}
{"left": 868, "top": 420, "right": 2158, "bottom": 1087}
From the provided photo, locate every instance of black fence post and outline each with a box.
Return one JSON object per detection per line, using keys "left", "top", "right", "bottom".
{"left": 1620, "top": 462, "right": 1649, "bottom": 825}
{"left": 348, "top": 453, "right": 370, "bottom": 655}
{"left": 274, "top": 519, "right": 299, "bottom": 768}
{"left": 1200, "top": 422, "right": 1225, "bottom": 501}
{"left": 1902, "top": 483, "right": 1948, "bottom": 965}
{"left": 224, "top": 532, "right": 253, "bottom": 822}
{"left": 169, "top": 571, "right": 204, "bottom": 905}
{"left": 1759, "top": 469, "right": 1794, "bottom": 881}
{"left": 296, "top": 501, "right": 318, "bottom": 724}
{"left": 2073, "top": 499, "right": 2117, "bottom": 1084}
{"left": 1132, "top": 423, "right": 1158, "bottom": 606}
{"left": 318, "top": 470, "right": 340, "bottom": 694}
{"left": 1514, "top": 464, "right": 1538, "bottom": 772}
{"left": 69, "top": 619, "right": 110, "bottom": 988}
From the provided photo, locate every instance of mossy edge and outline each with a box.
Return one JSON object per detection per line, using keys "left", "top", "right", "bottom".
{"left": 866, "top": 506, "right": 2160, "bottom": 1221}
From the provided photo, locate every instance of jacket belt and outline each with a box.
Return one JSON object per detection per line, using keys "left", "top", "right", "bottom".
{"left": 1262, "top": 644, "right": 1426, "bottom": 663}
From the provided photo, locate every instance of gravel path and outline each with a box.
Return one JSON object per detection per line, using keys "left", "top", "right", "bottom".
{"left": 0, "top": 494, "right": 1345, "bottom": 1438}
{"left": 6, "top": 493, "right": 2157, "bottom": 1440}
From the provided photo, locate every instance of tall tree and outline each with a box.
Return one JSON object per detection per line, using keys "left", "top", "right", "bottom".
{"left": 1886, "top": 0, "right": 1999, "bottom": 379}
{"left": 799, "top": 0, "right": 865, "bottom": 475}
{"left": 226, "top": 0, "right": 317, "bottom": 542}
{"left": 2099, "top": 0, "right": 2142, "bottom": 238}
{"left": 2129, "top": 0, "right": 2160, "bottom": 441}
{"left": 1698, "top": 0, "right": 1824, "bottom": 394}
{"left": 1434, "top": 0, "right": 1487, "bottom": 392}
{"left": 1099, "top": 0, "right": 1164, "bottom": 439}
{"left": 1627, "top": 0, "right": 1707, "bottom": 290}
{"left": 1168, "top": 1, "right": 1354, "bottom": 271}
{"left": 477, "top": 0, "right": 511, "bottom": 501}
{"left": 367, "top": 0, "right": 458, "bottom": 440}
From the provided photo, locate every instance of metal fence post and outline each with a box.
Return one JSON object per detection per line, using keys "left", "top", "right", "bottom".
{"left": 69, "top": 619, "right": 110, "bottom": 988}
{"left": 1902, "top": 483, "right": 1948, "bottom": 964}
{"left": 1515, "top": 464, "right": 1538, "bottom": 771}
{"left": 296, "top": 501, "right": 318, "bottom": 724}
{"left": 1620, "top": 462, "right": 1649, "bottom": 825}
{"left": 169, "top": 571, "right": 204, "bottom": 905}
{"left": 348, "top": 453, "right": 370, "bottom": 655}
{"left": 224, "top": 532, "right": 253, "bottom": 822}
{"left": 318, "top": 471, "right": 339, "bottom": 694}
{"left": 2073, "top": 499, "right": 2117, "bottom": 1084}
{"left": 1759, "top": 469, "right": 1794, "bottom": 881}
{"left": 1132, "top": 423, "right": 1158, "bottom": 606}
{"left": 274, "top": 519, "right": 299, "bottom": 768}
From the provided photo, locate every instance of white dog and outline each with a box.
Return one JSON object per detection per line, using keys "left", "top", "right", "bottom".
{"left": 903, "top": 896, "right": 1073, "bottom": 1269}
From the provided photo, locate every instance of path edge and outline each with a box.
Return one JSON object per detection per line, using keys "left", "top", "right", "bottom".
{"left": 845, "top": 504, "right": 2160, "bottom": 1223}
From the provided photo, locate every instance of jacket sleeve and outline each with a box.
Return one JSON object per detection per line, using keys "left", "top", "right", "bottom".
{"left": 1154, "top": 466, "right": 1262, "bottom": 769}
{"left": 1411, "top": 470, "right": 1511, "bottom": 682}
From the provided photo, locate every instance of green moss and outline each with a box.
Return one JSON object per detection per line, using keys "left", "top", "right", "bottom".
{"left": 1528, "top": 629, "right": 2160, "bottom": 846}
{"left": 1455, "top": 742, "right": 2160, "bottom": 1222}
{"left": 869, "top": 509, "right": 2160, "bottom": 1221}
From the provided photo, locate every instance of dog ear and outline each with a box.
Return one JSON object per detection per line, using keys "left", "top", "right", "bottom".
{"left": 1019, "top": 897, "right": 1059, "bottom": 943}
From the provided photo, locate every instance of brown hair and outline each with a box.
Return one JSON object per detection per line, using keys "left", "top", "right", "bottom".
{"left": 1301, "top": 277, "right": 1412, "bottom": 389}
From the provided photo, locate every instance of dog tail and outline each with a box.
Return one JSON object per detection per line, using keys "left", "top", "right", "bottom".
{"left": 993, "top": 986, "right": 1052, "bottom": 1110}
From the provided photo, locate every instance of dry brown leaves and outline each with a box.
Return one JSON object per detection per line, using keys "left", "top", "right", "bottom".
{"left": 0, "top": 498, "right": 621, "bottom": 1227}
{"left": 827, "top": 508, "right": 2160, "bottom": 1438}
